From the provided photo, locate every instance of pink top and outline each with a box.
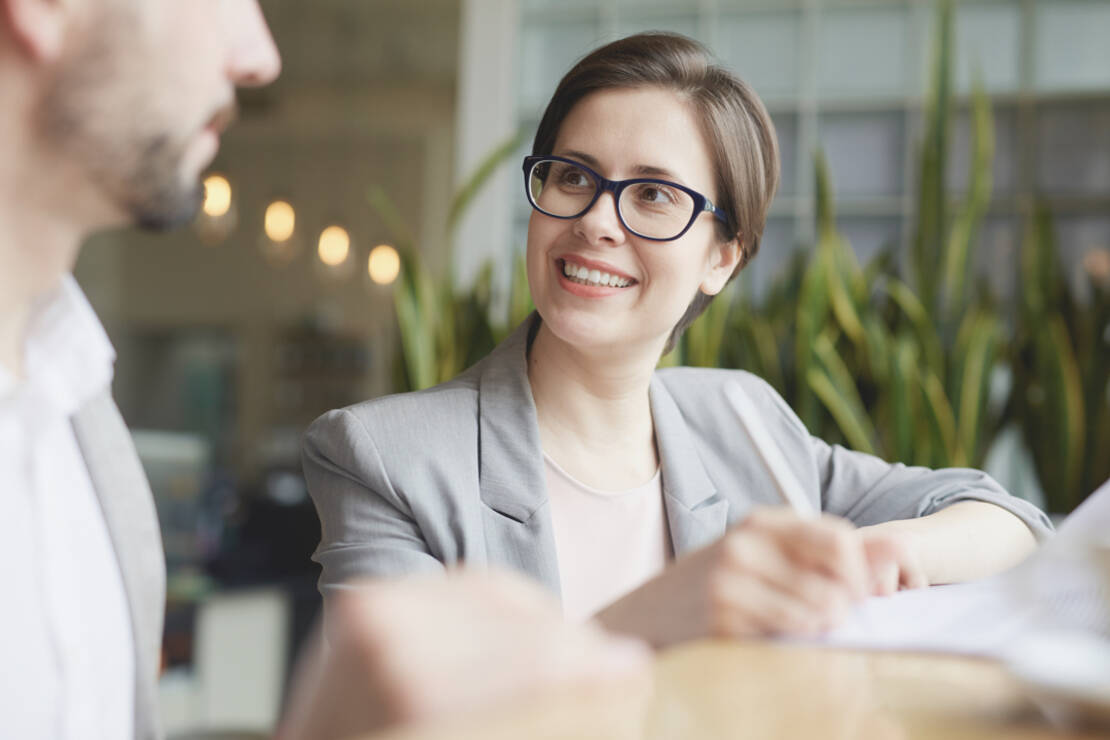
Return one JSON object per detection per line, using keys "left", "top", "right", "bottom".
{"left": 544, "top": 452, "right": 673, "bottom": 621}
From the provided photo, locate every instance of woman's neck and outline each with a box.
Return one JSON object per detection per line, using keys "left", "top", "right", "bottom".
{"left": 527, "top": 321, "right": 663, "bottom": 490}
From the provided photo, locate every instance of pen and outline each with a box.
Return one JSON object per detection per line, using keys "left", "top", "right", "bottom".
{"left": 726, "top": 382, "right": 819, "bottom": 518}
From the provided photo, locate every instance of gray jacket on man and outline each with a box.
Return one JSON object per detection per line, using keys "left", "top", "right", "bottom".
{"left": 73, "top": 392, "right": 165, "bottom": 740}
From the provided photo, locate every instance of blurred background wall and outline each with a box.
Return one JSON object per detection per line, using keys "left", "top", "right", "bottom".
{"left": 67, "top": 0, "right": 1110, "bottom": 735}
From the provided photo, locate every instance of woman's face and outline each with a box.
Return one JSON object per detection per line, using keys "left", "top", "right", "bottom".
{"left": 525, "top": 86, "right": 740, "bottom": 358}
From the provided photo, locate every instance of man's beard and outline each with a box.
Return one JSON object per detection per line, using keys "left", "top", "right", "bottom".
{"left": 122, "top": 134, "right": 205, "bottom": 232}
{"left": 38, "top": 26, "right": 204, "bottom": 232}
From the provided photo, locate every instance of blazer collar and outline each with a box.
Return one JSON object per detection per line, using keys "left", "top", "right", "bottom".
{"left": 476, "top": 315, "right": 561, "bottom": 593}
{"left": 474, "top": 317, "right": 730, "bottom": 589}
{"left": 72, "top": 392, "right": 165, "bottom": 740}
{"left": 650, "top": 375, "right": 729, "bottom": 556}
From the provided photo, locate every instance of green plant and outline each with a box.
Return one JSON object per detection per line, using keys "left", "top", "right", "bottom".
{"left": 372, "top": 129, "right": 531, "bottom": 392}
{"left": 1010, "top": 204, "right": 1110, "bottom": 512}
{"left": 675, "top": 0, "right": 1007, "bottom": 470}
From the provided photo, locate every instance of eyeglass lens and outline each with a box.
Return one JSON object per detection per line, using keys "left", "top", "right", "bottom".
{"left": 528, "top": 159, "right": 696, "bottom": 240}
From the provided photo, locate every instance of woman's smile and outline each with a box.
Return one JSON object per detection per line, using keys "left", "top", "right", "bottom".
{"left": 556, "top": 256, "right": 638, "bottom": 298}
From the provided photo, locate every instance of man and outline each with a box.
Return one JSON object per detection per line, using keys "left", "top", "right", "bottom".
{"left": 0, "top": 2, "right": 647, "bottom": 738}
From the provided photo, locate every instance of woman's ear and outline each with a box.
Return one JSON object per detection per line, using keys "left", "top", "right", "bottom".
{"left": 2, "top": 0, "right": 69, "bottom": 63}
{"left": 699, "top": 236, "right": 743, "bottom": 296}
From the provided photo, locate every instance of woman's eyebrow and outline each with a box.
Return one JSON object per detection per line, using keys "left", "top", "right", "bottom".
{"left": 632, "top": 164, "right": 680, "bottom": 179}
{"left": 556, "top": 149, "right": 683, "bottom": 181}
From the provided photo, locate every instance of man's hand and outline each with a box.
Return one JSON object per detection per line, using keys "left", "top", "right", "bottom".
{"left": 274, "top": 569, "right": 650, "bottom": 740}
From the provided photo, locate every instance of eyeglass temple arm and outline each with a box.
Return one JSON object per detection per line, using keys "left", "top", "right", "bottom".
{"left": 704, "top": 200, "right": 729, "bottom": 224}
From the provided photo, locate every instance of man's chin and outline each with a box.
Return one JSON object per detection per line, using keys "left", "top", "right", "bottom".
{"left": 131, "top": 183, "right": 204, "bottom": 233}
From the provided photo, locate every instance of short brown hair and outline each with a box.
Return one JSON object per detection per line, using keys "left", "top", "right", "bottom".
{"left": 532, "top": 32, "right": 780, "bottom": 354}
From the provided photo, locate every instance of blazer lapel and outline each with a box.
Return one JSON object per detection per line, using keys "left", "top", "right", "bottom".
{"left": 72, "top": 392, "right": 165, "bottom": 740}
{"left": 477, "top": 316, "right": 561, "bottom": 595}
{"left": 650, "top": 376, "right": 729, "bottom": 556}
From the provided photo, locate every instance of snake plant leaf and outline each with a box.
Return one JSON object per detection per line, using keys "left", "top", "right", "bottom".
{"left": 956, "top": 313, "right": 1002, "bottom": 466}
{"left": 912, "top": 0, "right": 953, "bottom": 314}
{"left": 748, "top": 315, "right": 785, "bottom": 393}
{"left": 1020, "top": 203, "right": 1061, "bottom": 321}
{"left": 685, "top": 282, "right": 736, "bottom": 367}
{"left": 392, "top": 246, "right": 438, "bottom": 391}
{"left": 810, "top": 332, "right": 878, "bottom": 454}
{"left": 891, "top": 335, "right": 920, "bottom": 464}
{"left": 942, "top": 76, "right": 994, "bottom": 323}
{"left": 807, "top": 368, "right": 876, "bottom": 456}
{"left": 882, "top": 278, "right": 945, "bottom": 382}
{"left": 920, "top": 368, "right": 960, "bottom": 467}
{"left": 795, "top": 243, "right": 832, "bottom": 428}
{"left": 509, "top": 251, "right": 534, "bottom": 325}
{"left": 1040, "top": 315, "right": 1086, "bottom": 505}
{"left": 825, "top": 232, "right": 867, "bottom": 349}
{"left": 446, "top": 128, "right": 528, "bottom": 237}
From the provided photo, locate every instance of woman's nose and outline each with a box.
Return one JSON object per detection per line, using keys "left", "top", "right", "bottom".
{"left": 574, "top": 192, "right": 626, "bottom": 246}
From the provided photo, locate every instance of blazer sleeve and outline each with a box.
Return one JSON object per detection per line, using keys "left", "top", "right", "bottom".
{"left": 756, "top": 378, "right": 1055, "bottom": 541}
{"left": 302, "top": 408, "right": 445, "bottom": 597}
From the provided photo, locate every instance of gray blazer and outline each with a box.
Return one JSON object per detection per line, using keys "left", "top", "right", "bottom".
{"left": 72, "top": 392, "right": 166, "bottom": 740}
{"left": 304, "top": 317, "right": 1053, "bottom": 600}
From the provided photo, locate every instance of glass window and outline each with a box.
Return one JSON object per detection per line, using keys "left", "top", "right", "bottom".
{"left": 974, "top": 217, "right": 1020, "bottom": 300}
{"left": 837, "top": 217, "right": 902, "bottom": 267}
{"left": 1036, "top": 103, "right": 1110, "bottom": 197}
{"left": 716, "top": 11, "right": 802, "bottom": 104}
{"left": 1034, "top": 1, "right": 1110, "bottom": 92}
{"left": 522, "top": 0, "right": 598, "bottom": 10}
{"left": 518, "top": 19, "right": 605, "bottom": 112}
{"left": 772, "top": 113, "right": 799, "bottom": 198}
{"left": 818, "top": 112, "right": 906, "bottom": 198}
{"left": 614, "top": 14, "right": 701, "bottom": 43}
{"left": 747, "top": 217, "right": 796, "bottom": 301}
{"left": 817, "top": 7, "right": 911, "bottom": 101}
{"left": 954, "top": 3, "right": 1022, "bottom": 94}
{"left": 1053, "top": 216, "right": 1110, "bottom": 301}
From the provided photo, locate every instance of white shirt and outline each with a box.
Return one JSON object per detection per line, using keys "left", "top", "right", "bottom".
{"left": 544, "top": 453, "right": 673, "bottom": 621}
{"left": 0, "top": 276, "right": 135, "bottom": 739}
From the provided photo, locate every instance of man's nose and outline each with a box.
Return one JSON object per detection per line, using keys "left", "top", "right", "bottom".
{"left": 226, "top": 0, "right": 282, "bottom": 88}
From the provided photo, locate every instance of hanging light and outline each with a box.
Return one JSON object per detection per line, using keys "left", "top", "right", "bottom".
{"left": 368, "top": 244, "right": 401, "bottom": 285}
{"left": 202, "top": 175, "right": 233, "bottom": 217}
{"left": 265, "top": 200, "right": 296, "bottom": 243}
{"left": 318, "top": 226, "right": 351, "bottom": 267}
{"left": 196, "top": 173, "right": 236, "bottom": 244}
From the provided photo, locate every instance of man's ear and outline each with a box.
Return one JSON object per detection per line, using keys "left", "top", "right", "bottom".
{"left": 700, "top": 237, "right": 743, "bottom": 296}
{"left": 2, "top": 0, "right": 69, "bottom": 62}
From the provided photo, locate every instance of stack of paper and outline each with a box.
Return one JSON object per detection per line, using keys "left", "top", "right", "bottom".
{"left": 821, "top": 482, "right": 1110, "bottom": 657}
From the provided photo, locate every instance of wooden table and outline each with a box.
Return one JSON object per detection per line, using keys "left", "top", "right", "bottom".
{"left": 375, "top": 641, "right": 1107, "bottom": 740}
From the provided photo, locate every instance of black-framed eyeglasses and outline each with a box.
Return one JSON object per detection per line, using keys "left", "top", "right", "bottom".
{"left": 522, "top": 155, "right": 730, "bottom": 242}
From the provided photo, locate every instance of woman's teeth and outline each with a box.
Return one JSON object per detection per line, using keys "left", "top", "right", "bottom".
{"left": 562, "top": 260, "right": 632, "bottom": 288}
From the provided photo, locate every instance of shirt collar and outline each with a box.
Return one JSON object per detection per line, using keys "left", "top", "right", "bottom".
{"left": 14, "top": 275, "right": 116, "bottom": 416}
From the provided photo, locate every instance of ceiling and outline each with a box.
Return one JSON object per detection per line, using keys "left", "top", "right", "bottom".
{"left": 260, "top": 0, "right": 462, "bottom": 91}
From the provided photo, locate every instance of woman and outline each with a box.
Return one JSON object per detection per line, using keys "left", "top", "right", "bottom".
{"left": 304, "top": 33, "right": 1051, "bottom": 647}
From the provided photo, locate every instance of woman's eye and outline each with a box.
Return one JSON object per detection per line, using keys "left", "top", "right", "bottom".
{"left": 638, "top": 184, "right": 677, "bottom": 205}
{"left": 557, "top": 167, "right": 590, "bottom": 187}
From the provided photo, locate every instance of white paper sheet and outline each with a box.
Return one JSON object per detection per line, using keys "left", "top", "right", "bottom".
{"left": 817, "top": 481, "right": 1110, "bottom": 658}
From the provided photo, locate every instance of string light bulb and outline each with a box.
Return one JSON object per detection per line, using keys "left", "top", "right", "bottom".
{"left": 202, "top": 175, "right": 232, "bottom": 218}
{"left": 368, "top": 244, "right": 401, "bottom": 285}
{"left": 265, "top": 200, "right": 296, "bottom": 243}
{"left": 318, "top": 226, "right": 351, "bottom": 267}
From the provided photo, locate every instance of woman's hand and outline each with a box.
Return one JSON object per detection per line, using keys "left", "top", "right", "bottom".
{"left": 856, "top": 526, "right": 929, "bottom": 596}
{"left": 595, "top": 507, "right": 874, "bottom": 647}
